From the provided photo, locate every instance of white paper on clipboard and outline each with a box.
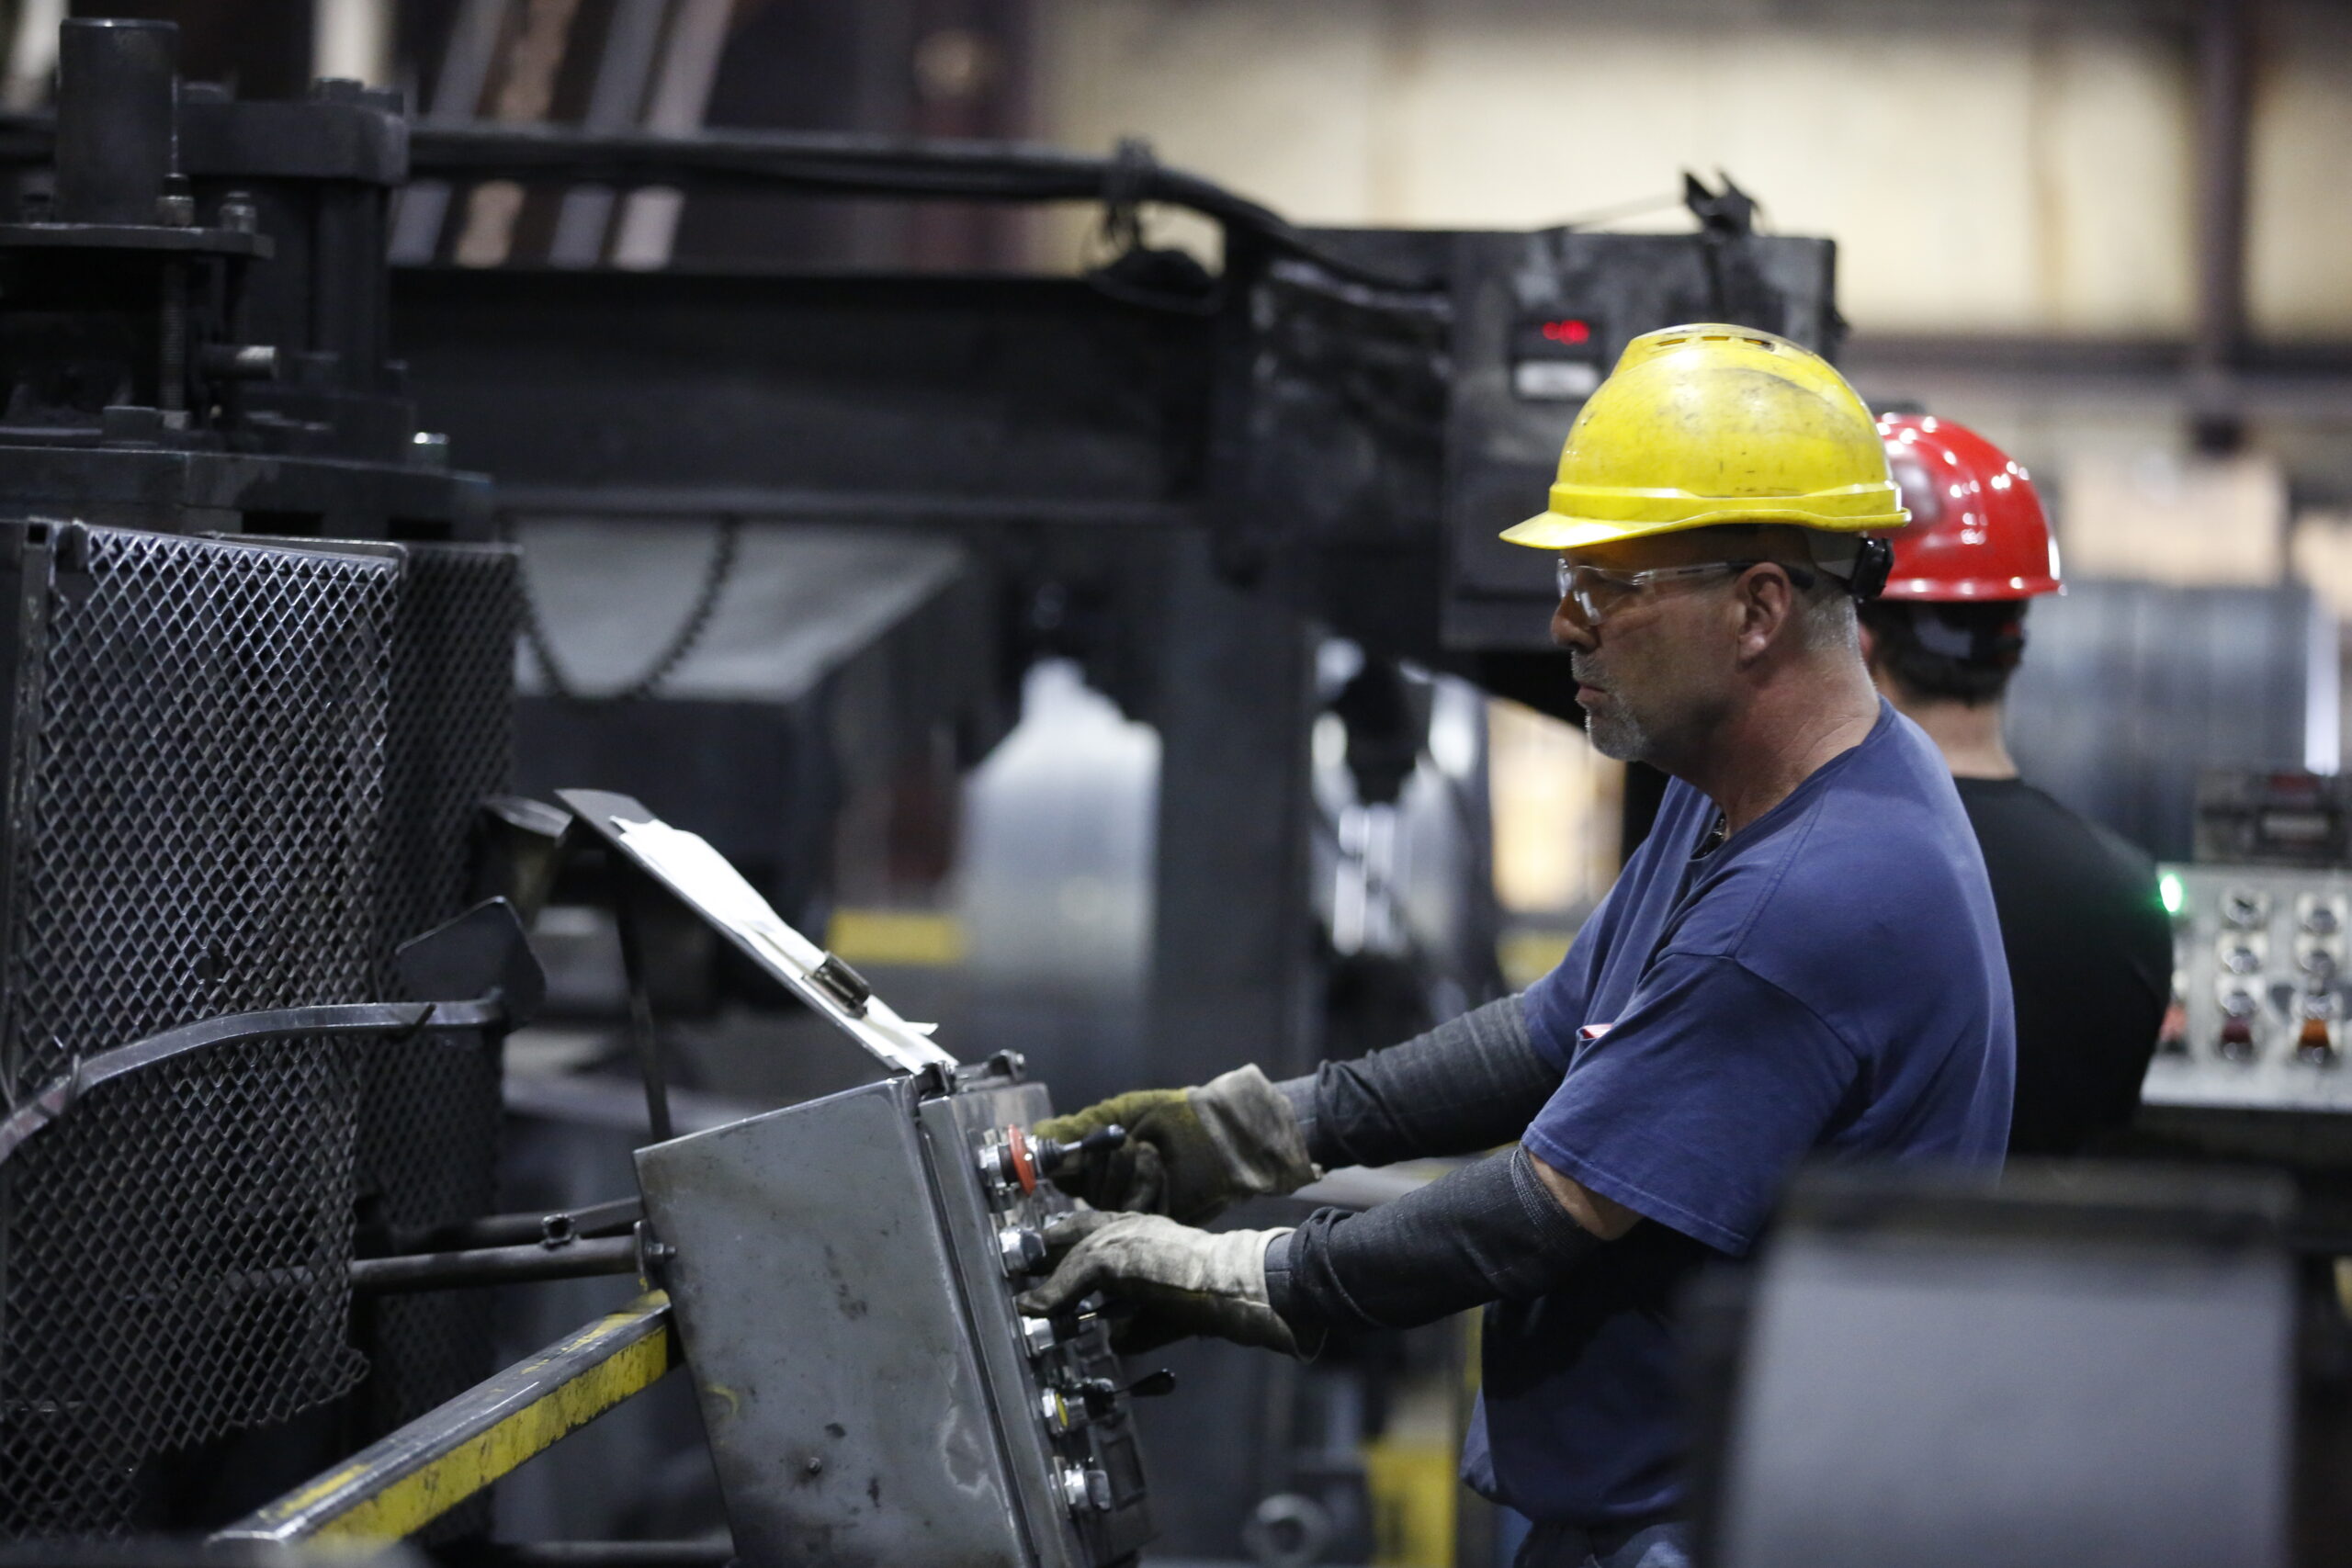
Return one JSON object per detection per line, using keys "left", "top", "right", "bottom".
{"left": 598, "top": 808, "right": 958, "bottom": 1076}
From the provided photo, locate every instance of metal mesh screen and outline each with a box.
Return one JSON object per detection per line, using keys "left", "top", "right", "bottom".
{"left": 355, "top": 545, "right": 518, "bottom": 1526}
{"left": 377, "top": 543, "right": 520, "bottom": 987}
{"left": 0, "top": 1037, "right": 368, "bottom": 1534}
{"left": 0, "top": 525, "right": 398, "bottom": 1534}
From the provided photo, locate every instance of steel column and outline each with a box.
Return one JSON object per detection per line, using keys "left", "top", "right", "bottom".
{"left": 1136, "top": 530, "right": 1320, "bottom": 1557}
{"left": 2191, "top": 0, "right": 2255, "bottom": 450}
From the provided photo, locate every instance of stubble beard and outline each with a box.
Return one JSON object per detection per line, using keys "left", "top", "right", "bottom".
{"left": 1583, "top": 703, "right": 1653, "bottom": 763}
{"left": 1574, "top": 655, "right": 1655, "bottom": 762}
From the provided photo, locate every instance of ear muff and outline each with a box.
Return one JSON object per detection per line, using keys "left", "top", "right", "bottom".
{"left": 1849, "top": 537, "right": 1893, "bottom": 603}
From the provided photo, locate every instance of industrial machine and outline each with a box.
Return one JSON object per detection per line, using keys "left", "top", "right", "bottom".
{"left": 2145, "top": 863, "right": 2352, "bottom": 1111}
{"left": 0, "top": 17, "right": 518, "bottom": 1537}
{"left": 543, "top": 790, "right": 1159, "bottom": 1565}
{"left": 2143, "top": 773, "right": 2352, "bottom": 1114}
{"left": 213, "top": 792, "right": 1166, "bottom": 1563}
{"left": 0, "top": 13, "right": 2075, "bottom": 1563}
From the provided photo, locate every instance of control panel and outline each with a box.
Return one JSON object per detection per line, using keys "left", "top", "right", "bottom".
{"left": 636, "top": 1063, "right": 1158, "bottom": 1568}
{"left": 561, "top": 792, "right": 1159, "bottom": 1566}
{"left": 944, "top": 1077, "right": 1158, "bottom": 1562}
{"left": 2143, "top": 863, "right": 2352, "bottom": 1111}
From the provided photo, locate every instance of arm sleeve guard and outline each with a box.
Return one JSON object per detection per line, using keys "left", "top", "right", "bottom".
{"left": 1262, "top": 1145, "right": 1600, "bottom": 1335}
{"left": 1275, "top": 994, "right": 1559, "bottom": 1169}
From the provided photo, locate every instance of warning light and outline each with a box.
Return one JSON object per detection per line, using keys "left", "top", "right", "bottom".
{"left": 1540, "top": 319, "right": 1594, "bottom": 345}
{"left": 2159, "top": 873, "right": 2184, "bottom": 916}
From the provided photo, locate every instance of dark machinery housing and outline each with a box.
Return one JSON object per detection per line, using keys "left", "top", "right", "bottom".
{"left": 0, "top": 18, "right": 516, "bottom": 1534}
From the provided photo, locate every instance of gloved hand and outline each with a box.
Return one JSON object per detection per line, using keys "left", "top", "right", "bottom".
{"left": 1035, "top": 1065, "right": 1318, "bottom": 1224}
{"left": 1016, "top": 1210, "right": 1301, "bottom": 1356}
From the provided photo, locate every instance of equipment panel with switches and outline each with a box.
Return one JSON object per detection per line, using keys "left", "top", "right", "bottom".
{"left": 635, "top": 1064, "right": 1156, "bottom": 1568}
{"left": 575, "top": 793, "right": 1157, "bottom": 1562}
{"left": 2143, "top": 863, "right": 2352, "bottom": 1111}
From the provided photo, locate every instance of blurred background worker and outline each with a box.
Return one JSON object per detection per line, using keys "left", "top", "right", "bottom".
{"left": 1862, "top": 414, "right": 2172, "bottom": 1156}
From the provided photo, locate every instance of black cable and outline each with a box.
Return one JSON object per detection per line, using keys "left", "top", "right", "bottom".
{"left": 520, "top": 517, "right": 741, "bottom": 704}
{"left": 394, "top": 124, "right": 1436, "bottom": 292}
{"left": 0, "top": 113, "right": 1440, "bottom": 288}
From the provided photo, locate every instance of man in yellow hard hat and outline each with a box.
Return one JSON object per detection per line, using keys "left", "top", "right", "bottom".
{"left": 1023, "top": 326, "right": 2015, "bottom": 1568}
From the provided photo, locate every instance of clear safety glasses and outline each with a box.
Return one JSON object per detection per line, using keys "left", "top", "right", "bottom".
{"left": 1555, "top": 557, "right": 1816, "bottom": 625}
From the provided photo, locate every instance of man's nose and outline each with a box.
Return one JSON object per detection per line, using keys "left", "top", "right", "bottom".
{"left": 1552, "top": 598, "right": 1597, "bottom": 651}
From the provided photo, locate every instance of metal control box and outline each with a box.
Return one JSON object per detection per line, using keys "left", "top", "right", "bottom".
{"left": 636, "top": 1065, "right": 1152, "bottom": 1568}
{"left": 2143, "top": 863, "right": 2352, "bottom": 1111}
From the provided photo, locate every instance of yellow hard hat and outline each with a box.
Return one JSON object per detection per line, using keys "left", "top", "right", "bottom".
{"left": 1500, "top": 323, "right": 1909, "bottom": 551}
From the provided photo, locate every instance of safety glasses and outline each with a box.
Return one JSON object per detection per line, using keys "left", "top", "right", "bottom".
{"left": 1555, "top": 557, "right": 1816, "bottom": 624}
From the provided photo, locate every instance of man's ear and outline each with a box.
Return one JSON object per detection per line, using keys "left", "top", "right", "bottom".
{"left": 1733, "top": 565, "right": 1798, "bottom": 661}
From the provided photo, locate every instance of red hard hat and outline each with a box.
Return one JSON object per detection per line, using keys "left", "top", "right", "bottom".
{"left": 1872, "top": 413, "right": 2062, "bottom": 600}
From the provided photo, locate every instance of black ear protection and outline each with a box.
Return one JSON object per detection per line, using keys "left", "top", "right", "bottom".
{"left": 1848, "top": 537, "right": 1894, "bottom": 603}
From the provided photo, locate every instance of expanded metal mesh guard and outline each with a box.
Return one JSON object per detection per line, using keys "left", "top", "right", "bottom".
{"left": 377, "top": 544, "right": 520, "bottom": 998}
{"left": 0, "top": 1036, "right": 369, "bottom": 1534}
{"left": 0, "top": 526, "right": 398, "bottom": 1534}
{"left": 4, "top": 530, "right": 396, "bottom": 1082}
{"left": 356, "top": 544, "right": 519, "bottom": 1536}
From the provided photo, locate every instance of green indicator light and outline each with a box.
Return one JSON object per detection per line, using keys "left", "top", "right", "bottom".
{"left": 2160, "top": 873, "right": 2184, "bottom": 916}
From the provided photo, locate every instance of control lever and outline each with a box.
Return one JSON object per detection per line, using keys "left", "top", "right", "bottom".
{"left": 1072, "top": 1368, "right": 1178, "bottom": 1420}
{"left": 1037, "top": 1122, "right": 1129, "bottom": 1174}
{"left": 986, "top": 1122, "right": 1129, "bottom": 1195}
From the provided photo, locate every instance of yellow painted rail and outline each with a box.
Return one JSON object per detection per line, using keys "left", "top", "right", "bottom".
{"left": 215, "top": 1291, "right": 676, "bottom": 1543}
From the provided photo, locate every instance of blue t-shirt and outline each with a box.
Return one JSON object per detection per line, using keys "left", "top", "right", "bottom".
{"left": 1463, "top": 700, "right": 2013, "bottom": 1524}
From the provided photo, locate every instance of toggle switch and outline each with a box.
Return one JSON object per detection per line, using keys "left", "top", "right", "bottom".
{"left": 996, "top": 1225, "right": 1046, "bottom": 1277}
{"left": 1068, "top": 1368, "right": 1178, "bottom": 1421}
{"left": 2155, "top": 998, "right": 2189, "bottom": 1056}
{"left": 1058, "top": 1461, "right": 1113, "bottom": 1514}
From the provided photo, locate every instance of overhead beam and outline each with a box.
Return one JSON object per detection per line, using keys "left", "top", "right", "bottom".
{"left": 1842, "top": 333, "right": 2352, "bottom": 423}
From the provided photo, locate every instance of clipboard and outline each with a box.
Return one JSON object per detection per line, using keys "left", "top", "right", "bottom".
{"left": 557, "top": 789, "right": 957, "bottom": 1077}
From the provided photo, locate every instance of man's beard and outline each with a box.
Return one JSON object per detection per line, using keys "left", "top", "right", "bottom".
{"left": 1573, "top": 656, "right": 1656, "bottom": 762}
{"left": 1584, "top": 701, "right": 1653, "bottom": 762}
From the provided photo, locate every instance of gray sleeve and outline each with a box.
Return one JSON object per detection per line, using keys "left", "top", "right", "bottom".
{"left": 1262, "top": 1145, "right": 1600, "bottom": 1334}
{"left": 1273, "top": 994, "right": 1559, "bottom": 1169}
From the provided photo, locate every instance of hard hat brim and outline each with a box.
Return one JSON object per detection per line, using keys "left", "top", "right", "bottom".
{"left": 1878, "top": 573, "right": 2064, "bottom": 601}
{"left": 1501, "top": 505, "right": 1912, "bottom": 552}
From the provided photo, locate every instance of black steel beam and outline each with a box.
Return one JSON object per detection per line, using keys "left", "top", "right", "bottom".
{"left": 392, "top": 266, "right": 1216, "bottom": 530}
{"left": 1842, "top": 333, "right": 2352, "bottom": 422}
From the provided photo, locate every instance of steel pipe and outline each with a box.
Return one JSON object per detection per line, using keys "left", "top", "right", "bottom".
{"left": 348, "top": 1235, "right": 640, "bottom": 1295}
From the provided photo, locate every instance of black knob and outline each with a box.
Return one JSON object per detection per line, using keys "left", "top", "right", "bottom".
{"left": 1072, "top": 1367, "right": 1177, "bottom": 1419}
{"left": 1034, "top": 1123, "right": 1128, "bottom": 1177}
{"left": 1075, "top": 1377, "right": 1120, "bottom": 1419}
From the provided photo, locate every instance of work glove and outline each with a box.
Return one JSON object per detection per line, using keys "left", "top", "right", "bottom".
{"left": 1017, "top": 1209, "right": 1302, "bottom": 1357}
{"left": 1035, "top": 1065, "right": 1318, "bottom": 1224}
